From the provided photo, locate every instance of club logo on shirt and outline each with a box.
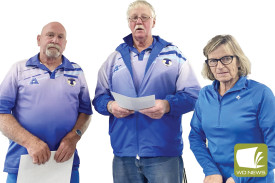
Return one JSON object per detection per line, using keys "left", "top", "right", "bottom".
{"left": 234, "top": 143, "right": 267, "bottom": 177}
{"left": 30, "top": 78, "right": 39, "bottom": 85}
{"left": 67, "top": 78, "right": 76, "bottom": 86}
{"left": 162, "top": 58, "right": 172, "bottom": 66}
{"left": 113, "top": 65, "right": 122, "bottom": 73}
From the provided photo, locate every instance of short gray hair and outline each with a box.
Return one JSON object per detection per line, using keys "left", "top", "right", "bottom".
{"left": 202, "top": 34, "right": 251, "bottom": 80}
{"left": 127, "top": 0, "right": 156, "bottom": 20}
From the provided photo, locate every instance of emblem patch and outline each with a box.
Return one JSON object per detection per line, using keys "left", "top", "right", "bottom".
{"left": 113, "top": 65, "right": 122, "bottom": 73}
{"left": 67, "top": 78, "right": 76, "bottom": 86}
{"left": 162, "top": 58, "right": 172, "bottom": 66}
{"left": 30, "top": 78, "right": 39, "bottom": 84}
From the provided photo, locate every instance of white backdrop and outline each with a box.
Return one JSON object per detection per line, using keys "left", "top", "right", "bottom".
{"left": 0, "top": 0, "right": 274, "bottom": 182}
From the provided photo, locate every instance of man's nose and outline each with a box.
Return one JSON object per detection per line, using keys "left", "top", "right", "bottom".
{"left": 136, "top": 17, "right": 143, "bottom": 24}
{"left": 51, "top": 36, "right": 59, "bottom": 43}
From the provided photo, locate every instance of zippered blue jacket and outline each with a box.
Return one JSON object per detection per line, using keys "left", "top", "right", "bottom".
{"left": 189, "top": 76, "right": 275, "bottom": 182}
{"left": 93, "top": 34, "right": 200, "bottom": 157}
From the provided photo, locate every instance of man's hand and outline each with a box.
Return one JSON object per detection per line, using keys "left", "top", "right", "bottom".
{"left": 139, "top": 100, "right": 170, "bottom": 119}
{"left": 225, "top": 177, "right": 235, "bottom": 183}
{"left": 54, "top": 131, "right": 79, "bottom": 163}
{"left": 204, "top": 174, "right": 223, "bottom": 183}
{"left": 108, "top": 101, "right": 134, "bottom": 118}
{"left": 0, "top": 114, "right": 51, "bottom": 165}
{"left": 26, "top": 137, "right": 51, "bottom": 165}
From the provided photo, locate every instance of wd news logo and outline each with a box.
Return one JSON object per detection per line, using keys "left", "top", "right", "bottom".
{"left": 234, "top": 144, "right": 267, "bottom": 177}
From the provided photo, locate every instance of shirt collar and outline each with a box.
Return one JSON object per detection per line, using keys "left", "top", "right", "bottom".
{"left": 26, "top": 53, "right": 74, "bottom": 70}
{"left": 123, "top": 34, "right": 156, "bottom": 52}
{"left": 212, "top": 76, "right": 247, "bottom": 93}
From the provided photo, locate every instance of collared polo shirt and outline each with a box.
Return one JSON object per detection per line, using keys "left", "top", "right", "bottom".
{"left": 129, "top": 38, "right": 156, "bottom": 92}
{"left": 0, "top": 53, "right": 92, "bottom": 173}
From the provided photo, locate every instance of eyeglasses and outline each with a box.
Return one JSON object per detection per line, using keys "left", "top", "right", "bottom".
{"left": 205, "top": 55, "right": 236, "bottom": 67}
{"left": 128, "top": 15, "right": 153, "bottom": 22}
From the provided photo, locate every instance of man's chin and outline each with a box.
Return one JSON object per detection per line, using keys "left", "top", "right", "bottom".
{"left": 133, "top": 34, "right": 147, "bottom": 41}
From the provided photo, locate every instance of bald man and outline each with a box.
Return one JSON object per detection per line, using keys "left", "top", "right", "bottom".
{"left": 0, "top": 22, "right": 92, "bottom": 183}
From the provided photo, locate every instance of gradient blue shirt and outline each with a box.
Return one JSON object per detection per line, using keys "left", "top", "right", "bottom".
{"left": 0, "top": 54, "right": 92, "bottom": 173}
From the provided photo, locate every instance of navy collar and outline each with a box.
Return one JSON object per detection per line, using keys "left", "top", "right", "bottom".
{"left": 116, "top": 34, "right": 171, "bottom": 79}
{"left": 123, "top": 33, "right": 163, "bottom": 49}
{"left": 123, "top": 33, "right": 135, "bottom": 47}
{"left": 124, "top": 34, "right": 156, "bottom": 50}
{"left": 26, "top": 53, "right": 74, "bottom": 70}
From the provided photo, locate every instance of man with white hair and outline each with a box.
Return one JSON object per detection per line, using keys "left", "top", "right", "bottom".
{"left": 0, "top": 22, "right": 92, "bottom": 183}
{"left": 93, "top": 0, "right": 200, "bottom": 182}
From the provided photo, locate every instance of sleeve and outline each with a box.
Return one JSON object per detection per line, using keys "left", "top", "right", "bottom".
{"left": 253, "top": 87, "right": 275, "bottom": 182}
{"left": 78, "top": 69, "right": 93, "bottom": 115}
{"left": 0, "top": 63, "right": 19, "bottom": 114}
{"left": 92, "top": 59, "right": 114, "bottom": 116}
{"left": 188, "top": 97, "right": 222, "bottom": 176}
{"left": 231, "top": 86, "right": 275, "bottom": 183}
{"left": 258, "top": 87, "right": 275, "bottom": 170}
{"left": 165, "top": 59, "right": 201, "bottom": 116}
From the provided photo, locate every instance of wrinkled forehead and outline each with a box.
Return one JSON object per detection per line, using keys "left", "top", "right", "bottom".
{"left": 128, "top": 4, "right": 154, "bottom": 17}
{"left": 41, "top": 22, "right": 66, "bottom": 37}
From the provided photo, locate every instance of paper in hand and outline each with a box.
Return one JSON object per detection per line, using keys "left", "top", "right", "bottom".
{"left": 17, "top": 151, "right": 74, "bottom": 183}
{"left": 111, "top": 91, "right": 155, "bottom": 111}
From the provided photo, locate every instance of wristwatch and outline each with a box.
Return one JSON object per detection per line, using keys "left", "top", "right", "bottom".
{"left": 75, "top": 129, "right": 82, "bottom": 137}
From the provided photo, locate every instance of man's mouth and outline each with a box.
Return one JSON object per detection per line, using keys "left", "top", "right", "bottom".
{"left": 47, "top": 44, "right": 60, "bottom": 51}
{"left": 49, "top": 47, "right": 58, "bottom": 49}
{"left": 135, "top": 25, "right": 144, "bottom": 31}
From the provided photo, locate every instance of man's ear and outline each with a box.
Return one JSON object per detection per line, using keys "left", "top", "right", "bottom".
{"left": 152, "top": 19, "right": 156, "bottom": 28}
{"left": 37, "top": 35, "right": 41, "bottom": 46}
{"left": 63, "top": 39, "right": 67, "bottom": 51}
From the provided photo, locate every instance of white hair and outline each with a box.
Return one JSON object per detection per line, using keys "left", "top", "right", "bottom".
{"left": 127, "top": 0, "right": 156, "bottom": 20}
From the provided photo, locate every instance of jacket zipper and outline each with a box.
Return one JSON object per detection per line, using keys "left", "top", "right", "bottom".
{"left": 218, "top": 93, "right": 223, "bottom": 127}
{"left": 136, "top": 94, "right": 140, "bottom": 159}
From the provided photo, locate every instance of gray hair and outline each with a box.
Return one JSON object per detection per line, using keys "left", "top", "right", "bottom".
{"left": 127, "top": 0, "right": 156, "bottom": 20}
{"left": 202, "top": 34, "right": 251, "bottom": 80}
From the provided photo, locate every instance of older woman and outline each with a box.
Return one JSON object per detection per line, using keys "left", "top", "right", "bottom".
{"left": 189, "top": 35, "right": 275, "bottom": 183}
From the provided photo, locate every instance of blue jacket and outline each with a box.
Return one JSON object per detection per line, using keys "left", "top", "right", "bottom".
{"left": 189, "top": 76, "right": 275, "bottom": 183}
{"left": 93, "top": 34, "right": 200, "bottom": 157}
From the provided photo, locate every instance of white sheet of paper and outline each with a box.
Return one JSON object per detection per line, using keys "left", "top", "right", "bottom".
{"left": 17, "top": 151, "right": 74, "bottom": 183}
{"left": 111, "top": 91, "right": 155, "bottom": 111}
